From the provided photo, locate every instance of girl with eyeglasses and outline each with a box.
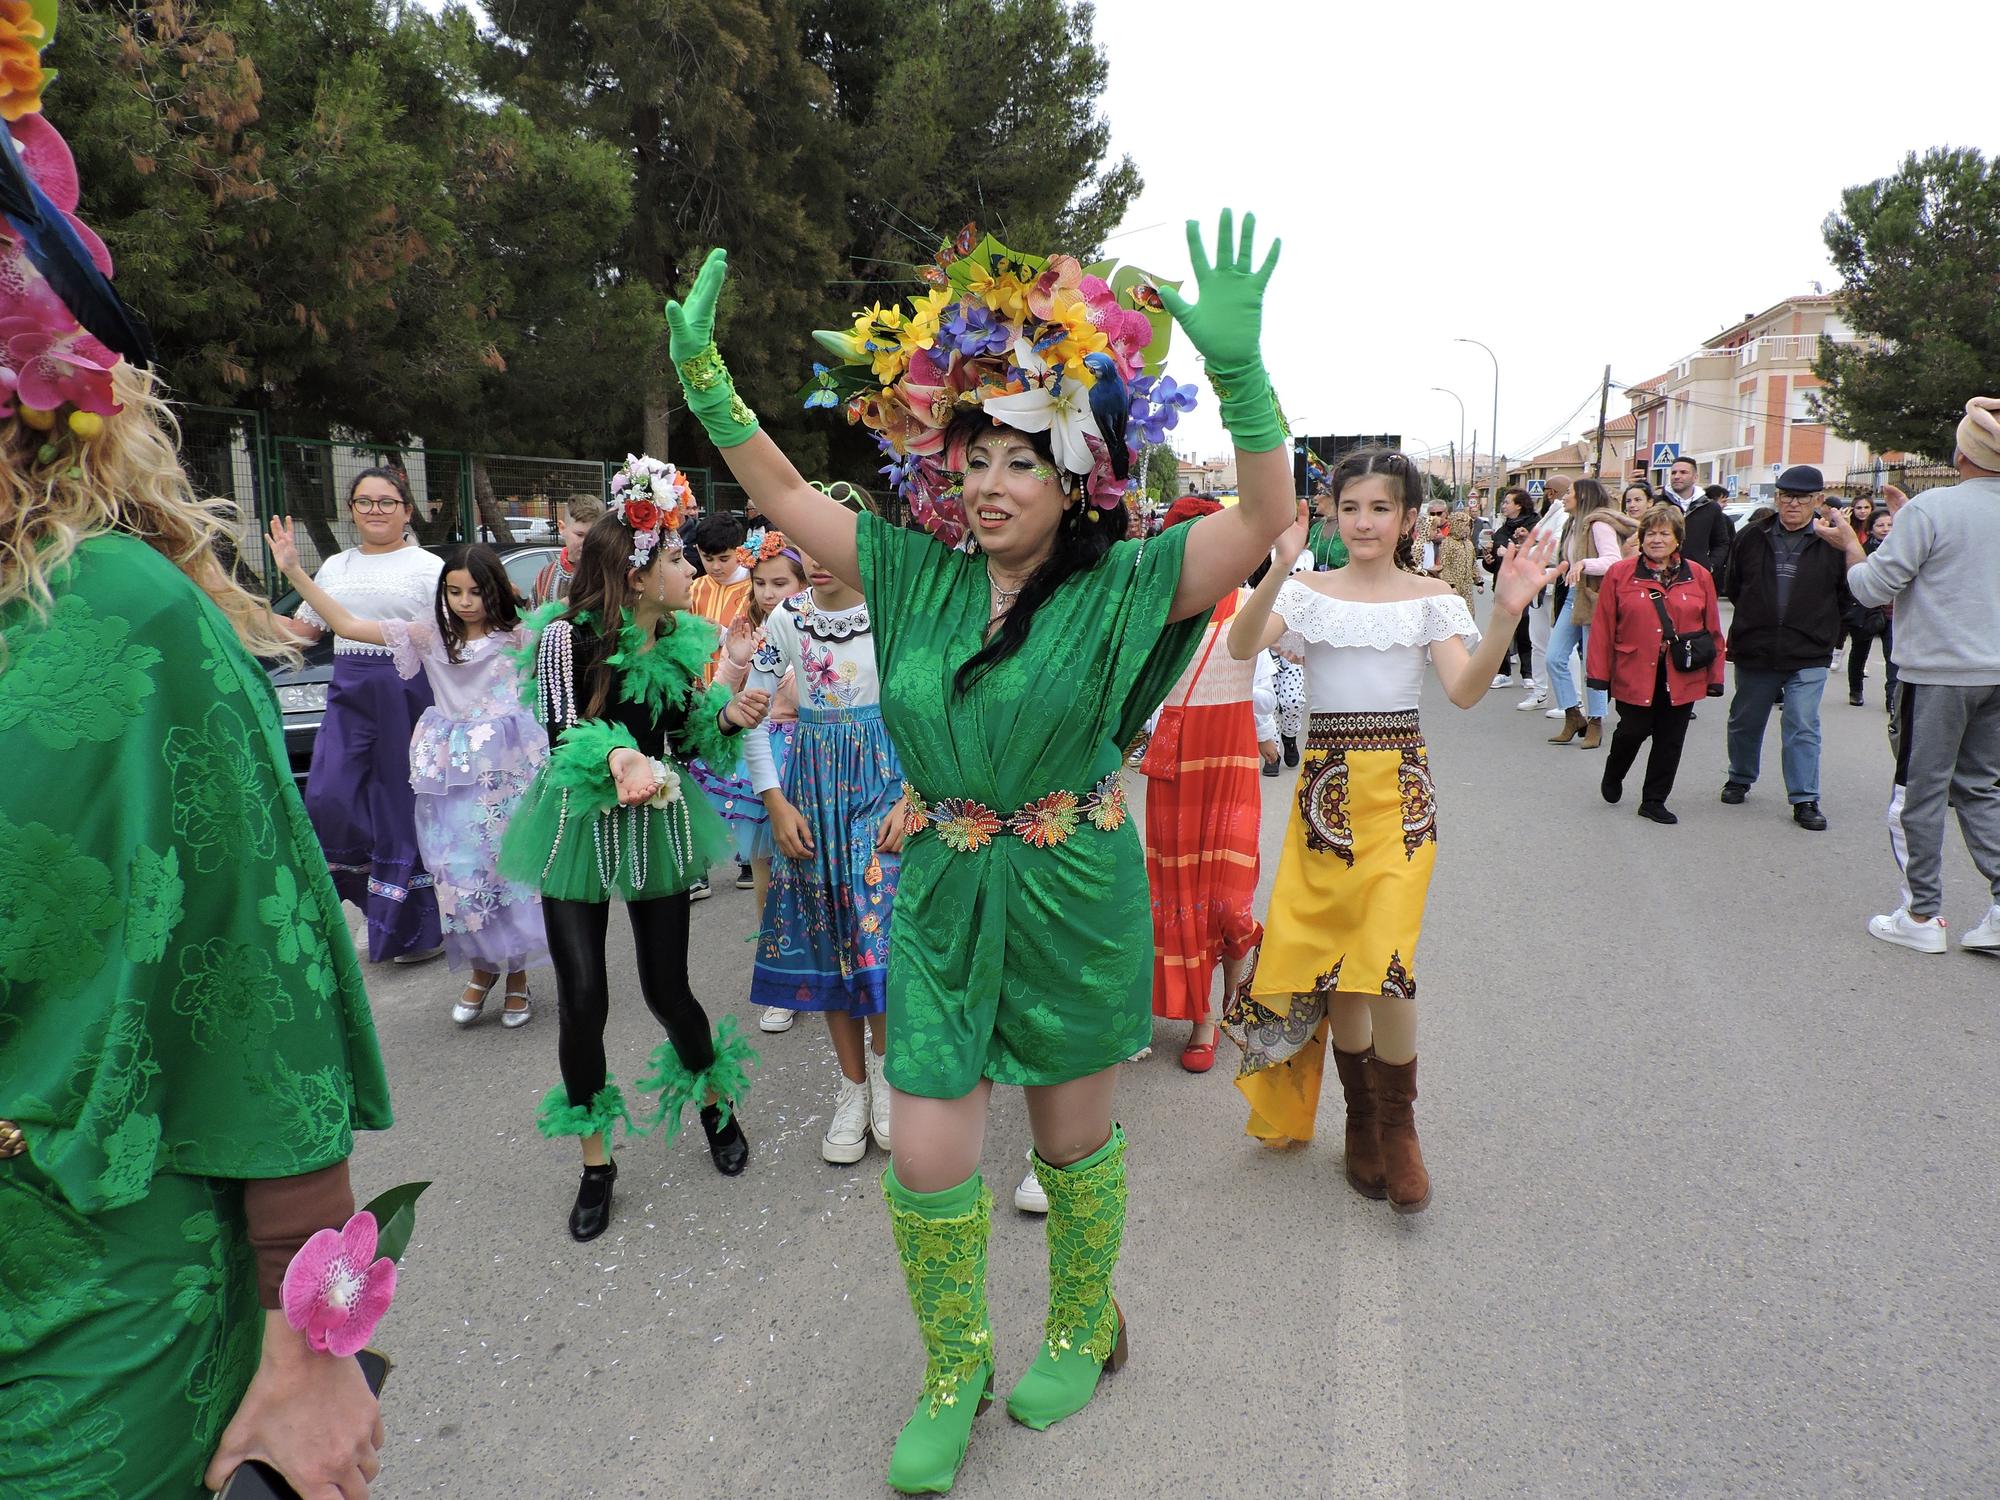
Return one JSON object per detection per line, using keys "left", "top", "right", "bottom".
{"left": 290, "top": 466, "right": 447, "bottom": 962}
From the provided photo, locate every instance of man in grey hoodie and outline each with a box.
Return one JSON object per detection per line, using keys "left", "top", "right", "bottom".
{"left": 1818, "top": 397, "right": 2000, "bottom": 954}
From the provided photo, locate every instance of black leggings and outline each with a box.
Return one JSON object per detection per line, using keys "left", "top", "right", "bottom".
{"left": 1849, "top": 624, "right": 1894, "bottom": 699}
{"left": 1502, "top": 612, "right": 1534, "bottom": 676}
{"left": 543, "top": 894, "right": 715, "bottom": 1107}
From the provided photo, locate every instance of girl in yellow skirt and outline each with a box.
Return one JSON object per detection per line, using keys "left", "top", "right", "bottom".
{"left": 1224, "top": 453, "right": 1559, "bottom": 1211}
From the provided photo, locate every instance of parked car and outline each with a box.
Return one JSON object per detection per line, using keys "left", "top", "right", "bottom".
{"left": 1722, "top": 499, "right": 1767, "bottom": 531}
{"left": 264, "top": 540, "right": 560, "bottom": 785}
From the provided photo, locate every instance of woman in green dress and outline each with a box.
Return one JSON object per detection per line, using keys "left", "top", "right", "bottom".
{"left": 665, "top": 212, "right": 1293, "bottom": 1493}
{"left": 2, "top": 51, "right": 393, "bottom": 1494}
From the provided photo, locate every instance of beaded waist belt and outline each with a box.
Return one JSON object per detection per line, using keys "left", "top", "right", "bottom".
{"left": 902, "top": 773, "right": 1127, "bottom": 852}
{"left": 1306, "top": 709, "right": 1424, "bottom": 753}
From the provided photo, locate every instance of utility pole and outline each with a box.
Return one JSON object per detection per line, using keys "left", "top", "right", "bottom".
{"left": 1469, "top": 429, "right": 1478, "bottom": 504}
{"left": 1592, "top": 363, "right": 1612, "bottom": 477}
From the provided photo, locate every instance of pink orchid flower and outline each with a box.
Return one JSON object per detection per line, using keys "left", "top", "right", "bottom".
{"left": 281, "top": 1210, "right": 398, "bottom": 1358}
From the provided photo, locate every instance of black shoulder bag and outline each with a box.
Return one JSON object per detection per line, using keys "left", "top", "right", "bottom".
{"left": 1644, "top": 584, "right": 1716, "bottom": 673}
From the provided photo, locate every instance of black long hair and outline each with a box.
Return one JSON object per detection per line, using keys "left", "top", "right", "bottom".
{"left": 950, "top": 414, "right": 1126, "bottom": 695}
{"left": 560, "top": 510, "right": 680, "bottom": 718}
{"left": 435, "top": 544, "right": 521, "bottom": 663}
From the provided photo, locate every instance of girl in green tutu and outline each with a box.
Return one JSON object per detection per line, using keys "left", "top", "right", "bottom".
{"left": 498, "top": 455, "right": 770, "bottom": 1242}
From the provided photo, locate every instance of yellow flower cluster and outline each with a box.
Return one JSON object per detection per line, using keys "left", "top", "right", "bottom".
{"left": 0, "top": 0, "right": 47, "bottom": 123}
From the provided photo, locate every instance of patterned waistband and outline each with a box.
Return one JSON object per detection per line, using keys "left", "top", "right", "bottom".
{"left": 1306, "top": 709, "right": 1424, "bottom": 752}
{"left": 902, "top": 773, "right": 1128, "bottom": 852}
{"left": 796, "top": 703, "right": 884, "bottom": 725}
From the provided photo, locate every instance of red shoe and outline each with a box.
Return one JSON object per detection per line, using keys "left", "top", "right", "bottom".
{"left": 1180, "top": 1026, "right": 1219, "bottom": 1073}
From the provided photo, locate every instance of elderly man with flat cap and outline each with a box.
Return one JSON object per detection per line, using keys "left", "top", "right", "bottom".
{"left": 1815, "top": 397, "right": 2000, "bottom": 953}
{"left": 1718, "top": 463, "right": 1854, "bottom": 829}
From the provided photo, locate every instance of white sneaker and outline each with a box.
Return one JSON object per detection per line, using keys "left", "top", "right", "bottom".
{"left": 758, "top": 1005, "right": 795, "bottom": 1033}
{"left": 1516, "top": 684, "right": 1547, "bottom": 710}
{"left": 1544, "top": 705, "right": 1567, "bottom": 720}
{"left": 864, "top": 1048, "right": 891, "bottom": 1150}
{"left": 1961, "top": 905, "right": 2000, "bottom": 951}
{"left": 1490, "top": 673, "right": 1515, "bottom": 689}
{"left": 821, "top": 1075, "right": 870, "bottom": 1164}
{"left": 1014, "top": 1149, "right": 1049, "bottom": 1213}
{"left": 1867, "top": 907, "right": 1948, "bottom": 954}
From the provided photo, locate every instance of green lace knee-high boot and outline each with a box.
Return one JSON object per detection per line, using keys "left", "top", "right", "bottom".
{"left": 1005, "top": 1125, "right": 1130, "bottom": 1430}
{"left": 883, "top": 1164, "right": 995, "bottom": 1495}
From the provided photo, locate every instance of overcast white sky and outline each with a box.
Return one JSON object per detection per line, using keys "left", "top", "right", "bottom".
{"left": 1084, "top": 0, "right": 1996, "bottom": 465}
{"left": 430, "top": 0, "right": 1992, "bottom": 468}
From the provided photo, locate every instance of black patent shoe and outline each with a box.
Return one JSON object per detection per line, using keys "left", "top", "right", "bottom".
{"left": 701, "top": 1104, "right": 749, "bottom": 1176}
{"left": 569, "top": 1161, "right": 617, "bottom": 1242}
{"left": 1282, "top": 734, "right": 1300, "bottom": 767}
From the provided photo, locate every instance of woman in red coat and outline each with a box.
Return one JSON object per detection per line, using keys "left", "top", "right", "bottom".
{"left": 1585, "top": 503, "right": 1727, "bottom": 824}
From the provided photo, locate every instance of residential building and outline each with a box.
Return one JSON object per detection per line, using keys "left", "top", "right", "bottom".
{"left": 1625, "top": 294, "right": 1886, "bottom": 497}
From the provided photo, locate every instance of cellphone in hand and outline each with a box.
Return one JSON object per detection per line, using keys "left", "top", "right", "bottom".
{"left": 217, "top": 1349, "right": 390, "bottom": 1500}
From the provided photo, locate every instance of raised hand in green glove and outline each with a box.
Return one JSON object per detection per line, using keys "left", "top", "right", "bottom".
{"left": 663, "top": 247, "right": 760, "bottom": 449}
{"left": 1155, "top": 210, "right": 1286, "bottom": 452}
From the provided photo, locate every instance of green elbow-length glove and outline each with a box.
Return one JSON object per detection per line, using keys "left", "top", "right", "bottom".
{"left": 664, "top": 247, "right": 761, "bottom": 449}
{"left": 1155, "top": 209, "right": 1286, "bottom": 453}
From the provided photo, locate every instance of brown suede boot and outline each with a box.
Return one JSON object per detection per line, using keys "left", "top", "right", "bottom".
{"left": 1370, "top": 1055, "right": 1431, "bottom": 1214}
{"left": 1578, "top": 716, "right": 1603, "bottom": 750}
{"left": 1330, "top": 1046, "right": 1385, "bottom": 1199}
{"left": 1547, "top": 707, "right": 1585, "bottom": 744}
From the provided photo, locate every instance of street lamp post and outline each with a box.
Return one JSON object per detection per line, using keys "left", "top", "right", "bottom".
{"left": 1456, "top": 337, "right": 1499, "bottom": 512}
{"left": 1431, "top": 387, "right": 1466, "bottom": 501}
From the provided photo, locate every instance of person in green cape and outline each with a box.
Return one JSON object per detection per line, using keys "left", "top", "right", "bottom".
{"left": 667, "top": 212, "right": 1293, "bottom": 1493}
{"left": 0, "top": 22, "right": 393, "bottom": 1493}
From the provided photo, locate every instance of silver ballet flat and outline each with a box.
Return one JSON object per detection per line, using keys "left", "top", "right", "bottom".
{"left": 501, "top": 989, "right": 533, "bottom": 1029}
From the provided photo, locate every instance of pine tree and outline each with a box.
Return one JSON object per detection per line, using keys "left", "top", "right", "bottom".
{"left": 1815, "top": 147, "right": 2000, "bottom": 459}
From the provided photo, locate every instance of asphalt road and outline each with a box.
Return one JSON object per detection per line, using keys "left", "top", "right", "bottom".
{"left": 349, "top": 657, "right": 1999, "bottom": 1500}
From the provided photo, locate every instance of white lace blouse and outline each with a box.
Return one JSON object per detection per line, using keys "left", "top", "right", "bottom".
{"left": 296, "top": 545, "right": 443, "bottom": 656}
{"left": 1272, "top": 581, "right": 1481, "bottom": 713}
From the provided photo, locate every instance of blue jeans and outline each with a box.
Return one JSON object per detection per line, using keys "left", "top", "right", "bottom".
{"left": 1544, "top": 594, "right": 1606, "bottom": 718}
{"left": 1725, "top": 665, "right": 1828, "bottom": 802}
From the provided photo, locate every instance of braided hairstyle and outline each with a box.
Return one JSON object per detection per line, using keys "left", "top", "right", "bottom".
{"left": 1325, "top": 447, "right": 1425, "bottom": 571}
{"left": 947, "top": 412, "right": 1128, "bottom": 695}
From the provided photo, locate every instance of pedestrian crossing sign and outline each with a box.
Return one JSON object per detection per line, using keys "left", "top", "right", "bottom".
{"left": 1725, "top": 474, "right": 1740, "bottom": 495}
{"left": 1526, "top": 478, "right": 1545, "bottom": 497}
{"left": 1650, "top": 442, "right": 1682, "bottom": 468}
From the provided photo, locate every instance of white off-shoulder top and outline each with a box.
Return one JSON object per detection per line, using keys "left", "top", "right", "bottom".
{"left": 1272, "top": 581, "right": 1480, "bottom": 713}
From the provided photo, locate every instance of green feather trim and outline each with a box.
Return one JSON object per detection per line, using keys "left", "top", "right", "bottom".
{"left": 677, "top": 680, "right": 743, "bottom": 777}
{"left": 607, "top": 609, "right": 721, "bottom": 722}
{"left": 543, "top": 718, "right": 640, "bottom": 817}
{"left": 536, "top": 1080, "right": 643, "bottom": 1144}
{"left": 636, "top": 1016, "right": 759, "bottom": 1141}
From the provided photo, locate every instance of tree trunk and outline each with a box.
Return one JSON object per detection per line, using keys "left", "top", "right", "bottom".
{"left": 644, "top": 380, "right": 671, "bottom": 462}
{"left": 471, "top": 457, "right": 517, "bottom": 544}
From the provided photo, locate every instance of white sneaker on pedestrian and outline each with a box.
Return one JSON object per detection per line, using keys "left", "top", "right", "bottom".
{"left": 1516, "top": 683, "right": 1547, "bottom": 710}
{"left": 821, "top": 1075, "right": 871, "bottom": 1164}
{"left": 1867, "top": 907, "right": 1948, "bottom": 954}
{"left": 1490, "top": 673, "right": 1515, "bottom": 689}
{"left": 1014, "top": 1149, "right": 1049, "bottom": 1213}
{"left": 864, "top": 1047, "right": 891, "bottom": 1150}
{"left": 758, "top": 1005, "right": 796, "bottom": 1033}
{"left": 1544, "top": 705, "right": 1567, "bottom": 720}
{"left": 1961, "top": 905, "right": 2000, "bottom": 952}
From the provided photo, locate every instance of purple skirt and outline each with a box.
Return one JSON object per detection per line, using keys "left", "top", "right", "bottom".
{"left": 306, "top": 652, "right": 443, "bottom": 961}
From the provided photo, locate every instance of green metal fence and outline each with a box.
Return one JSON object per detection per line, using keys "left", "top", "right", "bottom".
{"left": 172, "top": 403, "right": 902, "bottom": 596}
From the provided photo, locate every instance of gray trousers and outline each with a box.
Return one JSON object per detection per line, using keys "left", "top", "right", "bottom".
{"left": 1888, "top": 682, "right": 2000, "bottom": 916}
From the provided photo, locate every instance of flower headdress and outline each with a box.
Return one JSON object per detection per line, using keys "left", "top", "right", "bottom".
{"left": 736, "top": 526, "right": 797, "bottom": 570}
{"left": 607, "top": 452, "right": 693, "bottom": 571}
{"left": 1, "top": 0, "right": 155, "bottom": 456}
{"left": 799, "top": 225, "right": 1196, "bottom": 547}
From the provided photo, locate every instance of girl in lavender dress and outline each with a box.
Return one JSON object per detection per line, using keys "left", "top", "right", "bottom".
{"left": 270, "top": 522, "right": 550, "bottom": 1025}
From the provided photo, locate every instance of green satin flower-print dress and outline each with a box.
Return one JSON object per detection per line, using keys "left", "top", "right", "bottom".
{"left": 0, "top": 533, "right": 392, "bottom": 1499}
{"left": 854, "top": 513, "right": 1205, "bottom": 1098}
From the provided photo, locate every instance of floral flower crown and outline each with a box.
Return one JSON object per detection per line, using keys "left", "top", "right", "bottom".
{"left": 736, "top": 526, "right": 799, "bottom": 569}
{"left": 799, "top": 224, "right": 1195, "bottom": 547}
{"left": 1, "top": 0, "right": 155, "bottom": 458}
{"left": 607, "top": 452, "right": 693, "bottom": 571}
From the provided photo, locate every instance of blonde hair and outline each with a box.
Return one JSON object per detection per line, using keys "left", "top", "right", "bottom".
{"left": 564, "top": 492, "right": 606, "bottom": 523}
{"left": 1, "top": 364, "right": 301, "bottom": 664}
